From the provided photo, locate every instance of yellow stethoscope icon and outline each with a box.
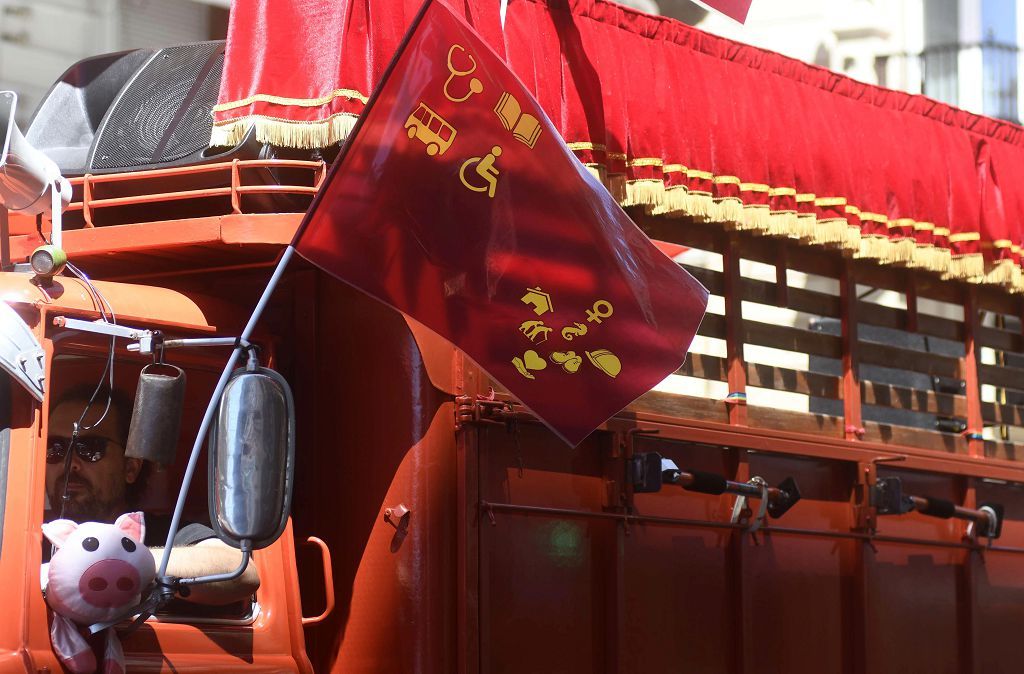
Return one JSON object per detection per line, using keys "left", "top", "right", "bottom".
{"left": 459, "top": 146, "right": 502, "bottom": 198}
{"left": 445, "top": 44, "right": 484, "bottom": 103}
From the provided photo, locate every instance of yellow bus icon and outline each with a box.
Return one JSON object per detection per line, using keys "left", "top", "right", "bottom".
{"left": 405, "top": 102, "right": 457, "bottom": 156}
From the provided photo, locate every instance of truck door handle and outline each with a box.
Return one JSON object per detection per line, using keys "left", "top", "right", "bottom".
{"left": 301, "top": 536, "right": 335, "bottom": 625}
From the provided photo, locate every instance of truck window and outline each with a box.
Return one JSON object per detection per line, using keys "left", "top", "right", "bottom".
{"left": 45, "top": 347, "right": 256, "bottom": 622}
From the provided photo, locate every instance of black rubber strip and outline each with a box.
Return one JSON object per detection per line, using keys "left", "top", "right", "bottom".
{"left": 919, "top": 497, "right": 956, "bottom": 519}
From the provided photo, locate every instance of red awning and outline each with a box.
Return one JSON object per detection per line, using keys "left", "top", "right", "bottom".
{"left": 214, "top": 0, "right": 1024, "bottom": 291}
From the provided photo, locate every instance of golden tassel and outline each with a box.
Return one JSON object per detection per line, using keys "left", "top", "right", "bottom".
{"left": 212, "top": 114, "right": 361, "bottom": 149}
{"left": 651, "top": 186, "right": 689, "bottom": 216}
{"left": 684, "top": 192, "right": 715, "bottom": 221}
{"left": 607, "top": 175, "right": 628, "bottom": 204}
{"left": 767, "top": 211, "right": 799, "bottom": 238}
{"left": 946, "top": 254, "right": 985, "bottom": 280}
{"left": 741, "top": 205, "right": 772, "bottom": 234}
{"left": 623, "top": 179, "right": 665, "bottom": 208}
{"left": 710, "top": 198, "right": 744, "bottom": 226}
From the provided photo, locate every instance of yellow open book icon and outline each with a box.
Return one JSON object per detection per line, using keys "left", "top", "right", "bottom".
{"left": 494, "top": 92, "right": 542, "bottom": 149}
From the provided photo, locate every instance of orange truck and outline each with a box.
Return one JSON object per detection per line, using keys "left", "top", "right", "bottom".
{"left": 3, "top": 30, "right": 1024, "bottom": 674}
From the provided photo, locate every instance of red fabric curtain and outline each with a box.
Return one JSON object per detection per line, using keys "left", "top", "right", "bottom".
{"left": 214, "top": 0, "right": 1024, "bottom": 290}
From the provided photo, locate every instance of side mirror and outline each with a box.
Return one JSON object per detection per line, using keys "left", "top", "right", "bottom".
{"left": 208, "top": 365, "right": 295, "bottom": 550}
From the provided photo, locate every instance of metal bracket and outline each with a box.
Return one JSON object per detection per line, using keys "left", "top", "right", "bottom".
{"left": 53, "top": 316, "right": 154, "bottom": 353}
{"left": 455, "top": 392, "right": 516, "bottom": 429}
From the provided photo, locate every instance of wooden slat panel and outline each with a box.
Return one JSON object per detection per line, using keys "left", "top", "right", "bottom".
{"left": 747, "top": 405, "right": 843, "bottom": 437}
{"left": 742, "top": 277, "right": 840, "bottom": 318}
{"left": 634, "top": 213, "right": 724, "bottom": 253}
{"left": 737, "top": 237, "right": 839, "bottom": 279}
{"left": 984, "top": 440, "right": 1024, "bottom": 462}
{"left": 681, "top": 265, "right": 841, "bottom": 319}
{"left": 858, "top": 341, "right": 962, "bottom": 378}
{"left": 861, "top": 421, "right": 967, "bottom": 454}
{"left": 680, "top": 264, "right": 722, "bottom": 295}
{"left": 678, "top": 353, "right": 728, "bottom": 382}
{"left": 981, "top": 401, "right": 1024, "bottom": 426}
{"left": 743, "top": 321, "right": 841, "bottom": 358}
{"left": 977, "top": 286, "right": 1021, "bottom": 316}
{"left": 976, "top": 326, "right": 1022, "bottom": 353}
{"left": 861, "top": 381, "right": 967, "bottom": 417}
{"left": 978, "top": 363, "right": 1024, "bottom": 392}
{"left": 746, "top": 362, "right": 841, "bottom": 399}
{"left": 697, "top": 312, "right": 726, "bottom": 339}
{"left": 856, "top": 301, "right": 964, "bottom": 342}
{"left": 629, "top": 390, "right": 729, "bottom": 424}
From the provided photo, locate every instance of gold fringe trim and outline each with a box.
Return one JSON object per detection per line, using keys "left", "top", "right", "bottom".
{"left": 710, "top": 198, "right": 744, "bottom": 225}
{"left": 982, "top": 258, "right": 1021, "bottom": 287}
{"left": 741, "top": 205, "right": 772, "bottom": 234}
{"left": 623, "top": 180, "right": 664, "bottom": 208}
{"left": 684, "top": 192, "right": 715, "bottom": 221}
{"left": 947, "top": 254, "right": 985, "bottom": 280}
{"left": 210, "top": 113, "right": 359, "bottom": 149}
{"left": 607, "top": 175, "right": 628, "bottom": 204}
{"left": 212, "top": 88, "right": 369, "bottom": 113}
{"left": 651, "top": 186, "right": 689, "bottom": 216}
{"left": 767, "top": 211, "right": 799, "bottom": 238}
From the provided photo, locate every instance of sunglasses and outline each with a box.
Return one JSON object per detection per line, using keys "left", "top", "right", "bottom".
{"left": 46, "top": 436, "right": 113, "bottom": 464}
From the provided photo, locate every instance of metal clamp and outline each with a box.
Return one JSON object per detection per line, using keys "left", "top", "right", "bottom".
{"left": 730, "top": 476, "right": 769, "bottom": 533}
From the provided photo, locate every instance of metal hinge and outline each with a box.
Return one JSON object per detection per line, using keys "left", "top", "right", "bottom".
{"left": 455, "top": 392, "right": 516, "bottom": 429}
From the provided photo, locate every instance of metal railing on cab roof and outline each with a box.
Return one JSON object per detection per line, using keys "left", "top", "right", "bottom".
{"left": 58, "top": 159, "right": 328, "bottom": 228}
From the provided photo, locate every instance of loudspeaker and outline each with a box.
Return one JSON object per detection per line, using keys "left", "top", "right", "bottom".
{"left": 26, "top": 41, "right": 258, "bottom": 176}
{"left": 0, "top": 91, "right": 70, "bottom": 215}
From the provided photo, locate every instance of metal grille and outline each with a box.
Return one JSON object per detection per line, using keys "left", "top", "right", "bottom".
{"left": 91, "top": 42, "right": 223, "bottom": 170}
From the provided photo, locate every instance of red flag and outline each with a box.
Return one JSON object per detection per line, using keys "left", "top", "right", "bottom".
{"left": 691, "top": 0, "right": 753, "bottom": 23}
{"left": 294, "top": 0, "right": 708, "bottom": 446}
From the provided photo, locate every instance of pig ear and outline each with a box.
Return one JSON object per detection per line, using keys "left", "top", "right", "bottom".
{"left": 42, "top": 519, "right": 78, "bottom": 548}
{"left": 114, "top": 512, "right": 145, "bottom": 544}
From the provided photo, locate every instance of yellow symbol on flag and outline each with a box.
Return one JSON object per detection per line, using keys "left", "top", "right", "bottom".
{"left": 444, "top": 44, "right": 484, "bottom": 103}
{"left": 494, "top": 92, "right": 542, "bottom": 149}
{"left": 459, "top": 146, "right": 502, "bottom": 198}
{"left": 405, "top": 102, "right": 457, "bottom": 157}
{"left": 550, "top": 351, "right": 583, "bottom": 374}
{"left": 521, "top": 287, "right": 553, "bottom": 315}
{"left": 519, "top": 320, "right": 552, "bottom": 344}
{"left": 512, "top": 350, "right": 547, "bottom": 380}
{"left": 586, "top": 350, "right": 621, "bottom": 378}
{"left": 585, "top": 300, "right": 614, "bottom": 325}
{"left": 561, "top": 322, "right": 588, "bottom": 341}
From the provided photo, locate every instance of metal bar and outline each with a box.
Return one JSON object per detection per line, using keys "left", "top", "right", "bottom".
{"left": 479, "top": 501, "right": 1024, "bottom": 553}
{"left": 723, "top": 231, "right": 747, "bottom": 426}
{"left": 841, "top": 259, "right": 863, "bottom": 440}
{"left": 82, "top": 174, "right": 93, "bottom": 228}
{"left": 52, "top": 316, "right": 150, "bottom": 340}
{"left": 87, "top": 187, "right": 233, "bottom": 209}
{"left": 964, "top": 287, "right": 984, "bottom": 457}
{"left": 230, "top": 159, "right": 241, "bottom": 214}
{"left": 235, "top": 185, "right": 320, "bottom": 195}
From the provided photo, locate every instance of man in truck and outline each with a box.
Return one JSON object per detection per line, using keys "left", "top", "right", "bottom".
{"left": 44, "top": 387, "right": 260, "bottom": 605}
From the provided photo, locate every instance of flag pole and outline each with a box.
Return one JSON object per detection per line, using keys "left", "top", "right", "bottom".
{"left": 156, "top": 244, "right": 296, "bottom": 577}
{"left": 157, "top": 0, "right": 437, "bottom": 582}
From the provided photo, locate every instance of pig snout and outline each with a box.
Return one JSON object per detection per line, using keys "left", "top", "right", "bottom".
{"left": 77, "top": 559, "right": 141, "bottom": 608}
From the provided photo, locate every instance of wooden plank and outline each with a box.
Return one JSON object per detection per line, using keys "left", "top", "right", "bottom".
{"left": 976, "top": 326, "right": 1021, "bottom": 353}
{"left": 984, "top": 440, "right": 1024, "bottom": 462}
{"left": 681, "top": 266, "right": 841, "bottom": 319}
{"left": 856, "top": 301, "right": 964, "bottom": 342}
{"left": 634, "top": 212, "right": 723, "bottom": 253}
{"left": 680, "top": 264, "right": 723, "bottom": 295}
{"left": 858, "top": 341, "right": 962, "bottom": 378}
{"left": 678, "top": 353, "right": 728, "bottom": 382}
{"left": 743, "top": 321, "right": 841, "bottom": 358}
{"left": 861, "top": 381, "right": 967, "bottom": 418}
{"left": 981, "top": 401, "right": 1024, "bottom": 427}
{"left": 747, "top": 405, "right": 843, "bottom": 437}
{"left": 861, "top": 421, "right": 968, "bottom": 454}
{"left": 746, "top": 362, "right": 842, "bottom": 399}
{"left": 978, "top": 363, "right": 1024, "bottom": 392}
{"left": 629, "top": 390, "right": 730, "bottom": 424}
{"left": 737, "top": 236, "right": 839, "bottom": 279}
{"left": 976, "top": 285, "right": 1021, "bottom": 316}
{"left": 697, "top": 312, "right": 726, "bottom": 339}
{"left": 743, "top": 277, "right": 840, "bottom": 318}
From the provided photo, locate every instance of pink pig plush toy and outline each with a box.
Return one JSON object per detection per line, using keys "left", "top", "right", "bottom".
{"left": 41, "top": 512, "right": 156, "bottom": 674}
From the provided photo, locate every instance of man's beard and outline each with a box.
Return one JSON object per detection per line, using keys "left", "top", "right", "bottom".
{"left": 50, "top": 478, "right": 119, "bottom": 523}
